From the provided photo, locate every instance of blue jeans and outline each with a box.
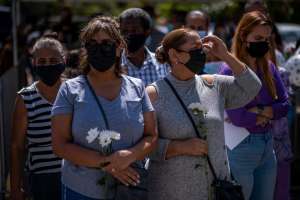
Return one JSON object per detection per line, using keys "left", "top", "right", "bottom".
{"left": 61, "top": 184, "right": 112, "bottom": 200}
{"left": 227, "top": 132, "right": 277, "bottom": 200}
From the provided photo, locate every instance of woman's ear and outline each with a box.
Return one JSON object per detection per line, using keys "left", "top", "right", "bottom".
{"left": 239, "top": 30, "right": 246, "bottom": 42}
{"left": 168, "top": 48, "right": 177, "bottom": 63}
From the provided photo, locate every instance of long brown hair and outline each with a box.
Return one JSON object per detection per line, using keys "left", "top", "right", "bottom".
{"left": 232, "top": 11, "right": 277, "bottom": 99}
{"left": 80, "top": 16, "right": 126, "bottom": 76}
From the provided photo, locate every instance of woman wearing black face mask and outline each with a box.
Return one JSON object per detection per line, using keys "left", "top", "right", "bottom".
{"left": 11, "top": 36, "right": 65, "bottom": 200}
{"left": 146, "top": 28, "right": 261, "bottom": 200}
{"left": 51, "top": 16, "right": 157, "bottom": 200}
{"left": 219, "top": 11, "right": 289, "bottom": 200}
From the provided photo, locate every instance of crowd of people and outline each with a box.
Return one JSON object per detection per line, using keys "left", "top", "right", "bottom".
{"left": 7, "top": 1, "right": 300, "bottom": 200}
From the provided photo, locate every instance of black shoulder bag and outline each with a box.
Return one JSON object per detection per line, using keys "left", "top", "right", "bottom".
{"left": 85, "top": 76, "right": 148, "bottom": 200}
{"left": 164, "top": 77, "right": 245, "bottom": 200}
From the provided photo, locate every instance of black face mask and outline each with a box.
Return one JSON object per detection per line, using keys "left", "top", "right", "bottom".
{"left": 34, "top": 63, "right": 65, "bottom": 86}
{"left": 246, "top": 41, "right": 269, "bottom": 58}
{"left": 182, "top": 49, "right": 206, "bottom": 75}
{"left": 125, "top": 33, "right": 147, "bottom": 53}
{"left": 86, "top": 41, "right": 116, "bottom": 72}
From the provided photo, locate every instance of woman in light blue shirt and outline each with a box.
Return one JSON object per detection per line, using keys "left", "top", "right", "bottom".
{"left": 51, "top": 16, "right": 157, "bottom": 200}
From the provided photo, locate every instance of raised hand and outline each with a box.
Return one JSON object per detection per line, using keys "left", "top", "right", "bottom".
{"left": 202, "top": 35, "right": 229, "bottom": 61}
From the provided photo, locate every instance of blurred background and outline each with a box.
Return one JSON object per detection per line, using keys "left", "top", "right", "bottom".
{"left": 0, "top": 0, "right": 300, "bottom": 199}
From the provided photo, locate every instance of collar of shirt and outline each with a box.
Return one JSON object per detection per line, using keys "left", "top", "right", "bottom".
{"left": 121, "top": 46, "right": 156, "bottom": 71}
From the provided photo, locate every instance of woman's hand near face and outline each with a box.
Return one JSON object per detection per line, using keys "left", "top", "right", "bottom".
{"left": 203, "top": 35, "right": 246, "bottom": 75}
{"left": 202, "top": 35, "right": 229, "bottom": 61}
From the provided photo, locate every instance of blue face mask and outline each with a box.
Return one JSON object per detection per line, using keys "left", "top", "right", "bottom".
{"left": 198, "top": 31, "right": 208, "bottom": 38}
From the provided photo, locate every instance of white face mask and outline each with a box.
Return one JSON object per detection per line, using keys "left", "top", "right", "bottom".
{"left": 198, "top": 31, "right": 208, "bottom": 38}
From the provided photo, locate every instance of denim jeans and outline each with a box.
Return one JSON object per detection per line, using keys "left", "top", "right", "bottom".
{"left": 61, "top": 184, "right": 112, "bottom": 200}
{"left": 227, "top": 132, "right": 277, "bottom": 200}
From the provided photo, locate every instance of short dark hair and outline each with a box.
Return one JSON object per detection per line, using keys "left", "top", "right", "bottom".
{"left": 185, "top": 10, "right": 210, "bottom": 27}
{"left": 119, "top": 8, "right": 152, "bottom": 31}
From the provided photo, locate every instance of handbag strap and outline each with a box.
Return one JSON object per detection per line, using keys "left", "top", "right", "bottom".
{"left": 164, "top": 77, "right": 218, "bottom": 180}
{"left": 84, "top": 76, "right": 110, "bottom": 130}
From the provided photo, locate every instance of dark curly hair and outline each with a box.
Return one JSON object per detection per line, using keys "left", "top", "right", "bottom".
{"left": 80, "top": 16, "right": 126, "bottom": 76}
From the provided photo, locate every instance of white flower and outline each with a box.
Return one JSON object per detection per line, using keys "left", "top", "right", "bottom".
{"left": 188, "top": 103, "right": 208, "bottom": 114}
{"left": 98, "top": 130, "right": 121, "bottom": 148}
{"left": 86, "top": 128, "right": 100, "bottom": 143}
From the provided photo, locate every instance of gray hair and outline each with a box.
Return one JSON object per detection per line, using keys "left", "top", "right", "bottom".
{"left": 32, "top": 37, "right": 65, "bottom": 58}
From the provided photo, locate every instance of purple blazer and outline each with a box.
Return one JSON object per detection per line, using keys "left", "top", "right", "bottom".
{"left": 219, "top": 62, "right": 289, "bottom": 133}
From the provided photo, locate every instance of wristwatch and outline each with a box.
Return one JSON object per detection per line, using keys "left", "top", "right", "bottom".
{"left": 257, "top": 105, "right": 264, "bottom": 115}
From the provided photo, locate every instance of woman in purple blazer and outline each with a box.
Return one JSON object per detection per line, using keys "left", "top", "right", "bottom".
{"left": 219, "top": 12, "right": 289, "bottom": 200}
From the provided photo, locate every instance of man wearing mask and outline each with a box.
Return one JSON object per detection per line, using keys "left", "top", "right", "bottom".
{"left": 185, "top": 10, "right": 210, "bottom": 39}
{"left": 119, "top": 8, "right": 169, "bottom": 86}
{"left": 185, "top": 10, "right": 224, "bottom": 74}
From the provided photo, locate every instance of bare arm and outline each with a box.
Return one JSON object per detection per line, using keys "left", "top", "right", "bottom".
{"left": 51, "top": 114, "right": 108, "bottom": 168}
{"left": 10, "top": 95, "right": 27, "bottom": 199}
{"left": 130, "top": 111, "right": 158, "bottom": 160}
{"left": 146, "top": 86, "right": 208, "bottom": 161}
{"left": 103, "top": 111, "right": 158, "bottom": 172}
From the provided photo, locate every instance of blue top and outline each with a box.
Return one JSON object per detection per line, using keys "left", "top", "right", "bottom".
{"left": 52, "top": 75, "right": 154, "bottom": 199}
{"left": 121, "top": 47, "right": 169, "bottom": 86}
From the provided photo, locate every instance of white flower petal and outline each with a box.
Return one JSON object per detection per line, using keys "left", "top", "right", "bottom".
{"left": 86, "top": 128, "right": 100, "bottom": 143}
{"left": 98, "top": 130, "right": 121, "bottom": 147}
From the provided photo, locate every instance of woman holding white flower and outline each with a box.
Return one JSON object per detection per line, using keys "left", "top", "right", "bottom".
{"left": 146, "top": 28, "right": 262, "bottom": 200}
{"left": 51, "top": 16, "right": 157, "bottom": 200}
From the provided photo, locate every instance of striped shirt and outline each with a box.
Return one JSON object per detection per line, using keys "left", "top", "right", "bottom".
{"left": 121, "top": 47, "right": 169, "bottom": 86}
{"left": 18, "top": 82, "right": 61, "bottom": 174}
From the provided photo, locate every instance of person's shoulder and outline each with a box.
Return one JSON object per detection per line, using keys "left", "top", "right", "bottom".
{"left": 63, "top": 75, "right": 86, "bottom": 92}
{"left": 123, "top": 75, "right": 143, "bottom": 85}
{"left": 17, "top": 82, "right": 37, "bottom": 95}
{"left": 65, "top": 75, "right": 85, "bottom": 86}
{"left": 123, "top": 75, "right": 147, "bottom": 98}
{"left": 268, "top": 61, "right": 280, "bottom": 75}
{"left": 146, "top": 48, "right": 165, "bottom": 66}
{"left": 285, "top": 54, "right": 300, "bottom": 66}
{"left": 199, "top": 74, "right": 215, "bottom": 86}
